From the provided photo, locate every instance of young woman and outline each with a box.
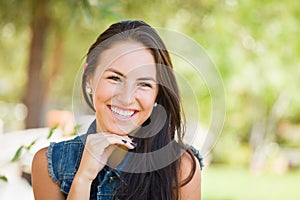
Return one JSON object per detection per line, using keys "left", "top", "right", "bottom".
{"left": 32, "top": 20, "right": 203, "bottom": 200}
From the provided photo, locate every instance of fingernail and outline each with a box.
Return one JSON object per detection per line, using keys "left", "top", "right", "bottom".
{"left": 122, "top": 139, "right": 127, "bottom": 144}
{"left": 130, "top": 142, "right": 137, "bottom": 147}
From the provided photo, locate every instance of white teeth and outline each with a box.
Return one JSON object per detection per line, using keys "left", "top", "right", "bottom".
{"left": 111, "top": 106, "right": 134, "bottom": 117}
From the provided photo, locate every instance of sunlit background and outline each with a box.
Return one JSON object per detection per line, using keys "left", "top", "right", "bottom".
{"left": 1, "top": 0, "right": 300, "bottom": 199}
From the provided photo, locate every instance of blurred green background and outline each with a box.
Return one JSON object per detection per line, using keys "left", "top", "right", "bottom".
{"left": 1, "top": 0, "right": 300, "bottom": 199}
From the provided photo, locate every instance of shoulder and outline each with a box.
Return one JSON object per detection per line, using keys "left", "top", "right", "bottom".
{"left": 178, "top": 150, "right": 202, "bottom": 200}
{"left": 187, "top": 145, "right": 204, "bottom": 170}
{"left": 32, "top": 147, "right": 48, "bottom": 173}
{"left": 32, "top": 147, "right": 49, "bottom": 179}
{"left": 32, "top": 135, "right": 87, "bottom": 197}
{"left": 32, "top": 147, "right": 49, "bottom": 182}
{"left": 179, "top": 150, "right": 201, "bottom": 182}
{"left": 32, "top": 147, "right": 65, "bottom": 199}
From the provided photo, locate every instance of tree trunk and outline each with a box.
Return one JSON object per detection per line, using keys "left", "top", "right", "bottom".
{"left": 44, "top": 31, "right": 64, "bottom": 93}
{"left": 23, "top": 0, "right": 49, "bottom": 128}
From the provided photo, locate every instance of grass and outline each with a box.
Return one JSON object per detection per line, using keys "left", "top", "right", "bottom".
{"left": 202, "top": 165, "right": 300, "bottom": 200}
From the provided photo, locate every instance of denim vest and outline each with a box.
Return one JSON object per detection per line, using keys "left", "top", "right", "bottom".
{"left": 47, "top": 120, "right": 203, "bottom": 200}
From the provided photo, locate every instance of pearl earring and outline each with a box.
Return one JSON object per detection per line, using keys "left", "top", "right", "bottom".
{"left": 154, "top": 102, "right": 158, "bottom": 107}
{"left": 86, "top": 87, "right": 92, "bottom": 94}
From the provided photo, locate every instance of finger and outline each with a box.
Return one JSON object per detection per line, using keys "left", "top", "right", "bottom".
{"left": 104, "top": 136, "right": 136, "bottom": 149}
{"left": 87, "top": 133, "right": 136, "bottom": 150}
{"left": 95, "top": 132, "right": 136, "bottom": 149}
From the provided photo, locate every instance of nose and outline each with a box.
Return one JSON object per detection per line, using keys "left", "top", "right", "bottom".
{"left": 116, "top": 82, "right": 136, "bottom": 106}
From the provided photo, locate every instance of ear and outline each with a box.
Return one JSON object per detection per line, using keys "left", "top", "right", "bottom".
{"left": 84, "top": 63, "right": 88, "bottom": 71}
{"left": 85, "top": 73, "right": 94, "bottom": 89}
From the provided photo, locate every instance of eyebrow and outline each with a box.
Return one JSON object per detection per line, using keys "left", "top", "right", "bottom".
{"left": 105, "top": 68, "right": 156, "bottom": 82}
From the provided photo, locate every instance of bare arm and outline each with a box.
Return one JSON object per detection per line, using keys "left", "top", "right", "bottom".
{"left": 32, "top": 134, "right": 134, "bottom": 200}
{"left": 32, "top": 147, "right": 65, "bottom": 200}
{"left": 178, "top": 152, "right": 202, "bottom": 200}
{"left": 65, "top": 171, "right": 93, "bottom": 200}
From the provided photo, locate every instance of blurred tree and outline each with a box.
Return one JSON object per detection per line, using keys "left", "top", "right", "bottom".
{"left": 1, "top": 0, "right": 300, "bottom": 168}
{"left": 0, "top": 0, "right": 119, "bottom": 128}
{"left": 116, "top": 0, "right": 300, "bottom": 165}
{"left": 23, "top": 0, "right": 50, "bottom": 128}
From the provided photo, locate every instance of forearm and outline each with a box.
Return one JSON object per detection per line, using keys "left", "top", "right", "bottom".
{"left": 66, "top": 174, "right": 93, "bottom": 200}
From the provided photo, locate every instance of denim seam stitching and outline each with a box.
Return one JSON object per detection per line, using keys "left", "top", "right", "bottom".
{"left": 46, "top": 142, "right": 60, "bottom": 184}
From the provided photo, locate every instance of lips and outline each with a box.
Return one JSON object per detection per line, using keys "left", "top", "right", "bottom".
{"left": 109, "top": 105, "right": 137, "bottom": 120}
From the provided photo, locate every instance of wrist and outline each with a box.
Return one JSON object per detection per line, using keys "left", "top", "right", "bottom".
{"left": 73, "top": 171, "right": 94, "bottom": 185}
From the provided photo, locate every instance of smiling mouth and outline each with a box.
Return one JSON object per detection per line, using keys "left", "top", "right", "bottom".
{"left": 109, "top": 105, "right": 137, "bottom": 119}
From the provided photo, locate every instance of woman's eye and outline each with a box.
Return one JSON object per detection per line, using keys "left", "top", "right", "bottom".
{"left": 107, "top": 76, "right": 121, "bottom": 82}
{"left": 139, "top": 82, "right": 152, "bottom": 88}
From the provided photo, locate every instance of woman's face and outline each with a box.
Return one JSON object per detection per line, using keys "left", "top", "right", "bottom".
{"left": 87, "top": 41, "right": 158, "bottom": 135}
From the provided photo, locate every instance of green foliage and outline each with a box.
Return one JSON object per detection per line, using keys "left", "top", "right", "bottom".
{"left": 0, "top": 175, "right": 8, "bottom": 182}
{"left": 47, "top": 124, "right": 58, "bottom": 139}
{"left": 70, "top": 124, "right": 81, "bottom": 136}
{"left": 11, "top": 124, "right": 57, "bottom": 162}
{"left": 11, "top": 146, "right": 24, "bottom": 162}
{"left": 1, "top": 0, "right": 300, "bottom": 166}
{"left": 1, "top": 124, "right": 76, "bottom": 183}
{"left": 202, "top": 166, "right": 300, "bottom": 199}
{"left": 11, "top": 140, "right": 37, "bottom": 162}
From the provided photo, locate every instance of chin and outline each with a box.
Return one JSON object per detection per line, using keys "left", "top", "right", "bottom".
{"left": 109, "top": 125, "right": 137, "bottom": 136}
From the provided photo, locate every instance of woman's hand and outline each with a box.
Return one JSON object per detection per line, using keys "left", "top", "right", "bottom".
{"left": 66, "top": 133, "right": 135, "bottom": 200}
{"left": 75, "top": 133, "right": 135, "bottom": 183}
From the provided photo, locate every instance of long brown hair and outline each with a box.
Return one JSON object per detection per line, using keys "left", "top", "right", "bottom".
{"left": 82, "top": 20, "right": 197, "bottom": 200}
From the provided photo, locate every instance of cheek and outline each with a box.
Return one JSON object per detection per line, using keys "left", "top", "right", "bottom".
{"left": 93, "top": 82, "right": 114, "bottom": 105}
{"left": 137, "top": 92, "right": 157, "bottom": 112}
